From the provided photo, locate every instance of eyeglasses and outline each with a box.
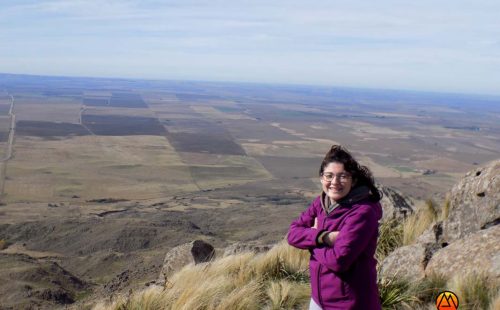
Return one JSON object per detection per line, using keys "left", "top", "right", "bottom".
{"left": 321, "top": 172, "right": 352, "bottom": 183}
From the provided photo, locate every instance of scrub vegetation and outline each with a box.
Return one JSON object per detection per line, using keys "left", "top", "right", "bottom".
{"left": 93, "top": 238, "right": 499, "bottom": 310}
{"left": 402, "top": 199, "right": 438, "bottom": 246}
{"left": 93, "top": 241, "right": 500, "bottom": 310}
{"left": 8, "top": 184, "right": 482, "bottom": 310}
{"left": 92, "top": 241, "right": 311, "bottom": 310}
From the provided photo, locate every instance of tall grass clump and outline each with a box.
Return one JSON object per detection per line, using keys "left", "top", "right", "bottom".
{"left": 377, "top": 271, "right": 500, "bottom": 310}
{"left": 403, "top": 199, "right": 438, "bottom": 245}
{"left": 378, "top": 275, "right": 418, "bottom": 309}
{"left": 254, "top": 240, "right": 309, "bottom": 283}
{"left": 376, "top": 219, "right": 404, "bottom": 262}
{"left": 440, "top": 194, "right": 451, "bottom": 221}
{"left": 488, "top": 289, "right": 500, "bottom": 310}
{"left": 449, "top": 272, "right": 499, "bottom": 310}
{"left": 216, "top": 280, "right": 264, "bottom": 310}
{"left": 92, "top": 237, "right": 500, "bottom": 310}
{"left": 410, "top": 272, "right": 448, "bottom": 306}
{"left": 266, "top": 280, "right": 310, "bottom": 310}
{"left": 93, "top": 241, "right": 311, "bottom": 310}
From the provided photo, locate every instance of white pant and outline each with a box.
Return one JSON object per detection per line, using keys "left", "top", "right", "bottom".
{"left": 309, "top": 298, "right": 322, "bottom": 310}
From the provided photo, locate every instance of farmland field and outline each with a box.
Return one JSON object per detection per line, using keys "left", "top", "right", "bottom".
{"left": 0, "top": 75, "right": 497, "bottom": 202}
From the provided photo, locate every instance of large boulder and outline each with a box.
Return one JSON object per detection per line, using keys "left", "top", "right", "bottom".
{"left": 379, "top": 242, "right": 439, "bottom": 281}
{"left": 157, "top": 240, "right": 215, "bottom": 286}
{"left": 379, "top": 185, "right": 414, "bottom": 221}
{"left": 442, "top": 160, "right": 499, "bottom": 243}
{"left": 426, "top": 225, "right": 500, "bottom": 279}
{"left": 380, "top": 160, "right": 500, "bottom": 282}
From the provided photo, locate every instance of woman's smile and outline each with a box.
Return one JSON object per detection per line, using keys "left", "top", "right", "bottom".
{"left": 321, "top": 162, "right": 353, "bottom": 202}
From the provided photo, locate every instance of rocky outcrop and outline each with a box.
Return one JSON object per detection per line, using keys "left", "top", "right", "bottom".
{"left": 381, "top": 160, "right": 500, "bottom": 281}
{"left": 378, "top": 185, "right": 414, "bottom": 221}
{"left": 426, "top": 225, "right": 500, "bottom": 279}
{"left": 443, "top": 160, "right": 499, "bottom": 243}
{"left": 157, "top": 240, "right": 215, "bottom": 286}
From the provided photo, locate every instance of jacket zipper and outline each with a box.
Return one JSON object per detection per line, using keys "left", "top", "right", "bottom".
{"left": 317, "top": 264, "right": 323, "bottom": 307}
{"left": 317, "top": 215, "right": 326, "bottom": 308}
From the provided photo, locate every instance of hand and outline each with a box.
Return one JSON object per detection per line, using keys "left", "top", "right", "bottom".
{"left": 323, "top": 231, "right": 339, "bottom": 246}
{"left": 312, "top": 218, "right": 318, "bottom": 229}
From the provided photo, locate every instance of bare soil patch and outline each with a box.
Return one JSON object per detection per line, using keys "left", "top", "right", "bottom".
{"left": 82, "top": 115, "right": 165, "bottom": 136}
{"left": 109, "top": 93, "right": 148, "bottom": 108}
{"left": 163, "top": 119, "right": 229, "bottom": 135}
{"left": 14, "top": 101, "right": 82, "bottom": 123}
{"left": 189, "top": 160, "right": 271, "bottom": 190}
{"left": 241, "top": 139, "right": 336, "bottom": 158}
{"left": 175, "top": 93, "right": 223, "bottom": 102}
{"left": 16, "top": 121, "right": 89, "bottom": 139}
{"left": 0, "top": 117, "right": 10, "bottom": 143}
{"left": 167, "top": 132, "right": 246, "bottom": 155}
{"left": 190, "top": 105, "right": 255, "bottom": 120}
{"left": 83, "top": 98, "right": 109, "bottom": 107}
{"left": 255, "top": 155, "right": 321, "bottom": 179}
{"left": 0, "top": 104, "right": 11, "bottom": 115}
{"left": 3, "top": 135, "right": 196, "bottom": 202}
{"left": 84, "top": 106, "right": 154, "bottom": 118}
{"left": 223, "top": 119, "right": 299, "bottom": 143}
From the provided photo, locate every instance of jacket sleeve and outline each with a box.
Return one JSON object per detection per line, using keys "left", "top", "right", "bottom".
{"left": 287, "top": 198, "right": 322, "bottom": 250}
{"left": 312, "top": 204, "right": 378, "bottom": 272}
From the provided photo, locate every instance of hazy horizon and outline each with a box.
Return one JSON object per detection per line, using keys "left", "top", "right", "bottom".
{"left": 3, "top": 71, "right": 500, "bottom": 100}
{"left": 1, "top": 1, "right": 500, "bottom": 96}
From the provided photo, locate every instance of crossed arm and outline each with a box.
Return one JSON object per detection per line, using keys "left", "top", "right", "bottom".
{"left": 287, "top": 202, "right": 378, "bottom": 273}
{"left": 286, "top": 201, "right": 339, "bottom": 249}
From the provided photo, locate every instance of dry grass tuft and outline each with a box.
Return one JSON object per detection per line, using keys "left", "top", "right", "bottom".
{"left": 378, "top": 274, "right": 418, "bottom": 309}
{"left": 215, "top": 280, "right": 263, "bottom": 310}
{"left": 376, "top": 219, "right": 403, "bottom": 262}
{"left": 94, "top": 235, "right": 499, "bottom": 310}
{"left": 254, "top": 240, "right": 309, "bottom": 282}
{"left": 449, "top": 272, "right": 499, "bottom": 310}
{"left": 93, "top": 241, "right": 310, "bottom": 310}
{"left": 411, "top": 272, "right": 448, "bottom": 305}
{"left": 488, "top": 289, "right": 500, "bottom": 310}
{"left": 265, "top": 280, "right": 310, "bottom": 310}
{"left": 440, "top": 194, "right": 451, "bottom": 221}
{"left": 403, "top": 199, "right": 438, "bottom": 245}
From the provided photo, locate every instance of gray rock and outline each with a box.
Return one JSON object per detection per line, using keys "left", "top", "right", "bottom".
{"left": 443, "top": 160, "right": 499, "bottom": 243}
{"left": 379, "top": 243, "right": 428, "bottom": 280}
{"left": 379, "top": 185, "right": 414, "bottom": 221}
{"left": 157, "top": 240, "right": 215, "bottom": 286}
{"left": 426, "top": 225, "right": 500, "bottom": 279}
{"left": 416, "top": 221, "right": 445, "bottom": 245}
{"left": 380, "top": 161, "right": 500, "bottom": 282}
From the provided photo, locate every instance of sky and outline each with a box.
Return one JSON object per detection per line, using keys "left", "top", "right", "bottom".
{"left": 0, "top": 0, "right": 499, "bottom": 95}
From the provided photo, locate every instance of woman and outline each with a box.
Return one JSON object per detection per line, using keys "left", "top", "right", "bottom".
{"left": 287, "top": 145, "right": 382, "bottom": 310}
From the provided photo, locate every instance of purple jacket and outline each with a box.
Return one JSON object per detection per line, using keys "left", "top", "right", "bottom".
{"left": 287, "top": 195, "right": 382, "bottom": 310}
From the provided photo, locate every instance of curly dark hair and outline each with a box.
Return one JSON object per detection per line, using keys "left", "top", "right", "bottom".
{"left": 319, "top": 145, "right": 382, "bottom": 202}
